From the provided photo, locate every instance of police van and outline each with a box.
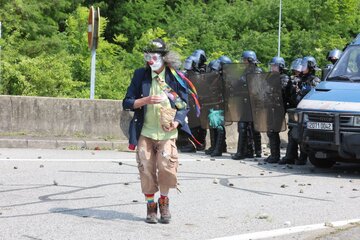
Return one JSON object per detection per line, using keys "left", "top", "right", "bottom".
{"left": 288, "top": 34, "right": 360, "bottom": 168}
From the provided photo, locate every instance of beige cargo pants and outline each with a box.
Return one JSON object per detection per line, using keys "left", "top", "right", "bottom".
{"left": 136, "top": 135, "right": 179, "bottom": 194}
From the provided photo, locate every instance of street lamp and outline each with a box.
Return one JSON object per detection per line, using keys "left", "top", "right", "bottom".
{"left": 277, "top": 0, "right": 282, "bottom": 57}
{"left": 0, "top": 21, "right": 2, "bottom": 86}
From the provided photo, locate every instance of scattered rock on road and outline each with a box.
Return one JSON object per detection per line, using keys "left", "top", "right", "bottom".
{"left": 324, "top": 221, "right": 334, "bottom": 227}
{"left": 257, "top": 213, "right": 269, "bottom": 219}
{"left": 284, "top": 221, "right": 291, "bottom": 227}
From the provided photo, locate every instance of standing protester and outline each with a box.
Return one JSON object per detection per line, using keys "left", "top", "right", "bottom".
{"left": 123, "top": 39, "right": 198, "bottom": 224}
{"left": 279, "top": 58, "right": 302, "bottom": 164}
{"left": 265, "top": 57, "right": 290, "bottom": 163}
{"left": 281, "top": 56, "right": 321, "bottom": 165}
{"left": 204, "top": 55, "right": 231, "bottom": 157}
{"left": 232, "top": 50, "right": 262, "bottom": 160}
{"left": 178, "top": 50, "right": 208, "bottom": 153}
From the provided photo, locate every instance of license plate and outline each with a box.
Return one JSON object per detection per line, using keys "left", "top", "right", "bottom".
{"left": 306, "top": 121, "right": 333, "bottom": 130}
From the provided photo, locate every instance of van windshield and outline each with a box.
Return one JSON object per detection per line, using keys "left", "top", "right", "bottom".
{"left": 327, "top": 46, "right": 360, "bottom": 81}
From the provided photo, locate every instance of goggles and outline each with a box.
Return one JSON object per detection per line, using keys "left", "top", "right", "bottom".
{"left": 144, "top": 53, "right": 161, "bottom": 62}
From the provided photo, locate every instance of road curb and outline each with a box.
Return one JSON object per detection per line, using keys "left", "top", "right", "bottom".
{"left": 0, "top": 137, "right": 128, "bottom": 150}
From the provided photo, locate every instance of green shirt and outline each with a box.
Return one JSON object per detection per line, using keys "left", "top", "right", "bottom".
{"left": 141, "top": 69, "right": 178, "bottom": 140}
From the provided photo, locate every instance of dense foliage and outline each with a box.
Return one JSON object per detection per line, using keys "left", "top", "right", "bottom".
{"left": 0, "top": 0, "right": 359, "bottom": 99}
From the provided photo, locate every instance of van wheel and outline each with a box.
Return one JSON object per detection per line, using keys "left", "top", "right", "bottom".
{"left": 309, "top": 153, "right": 335, "bottom": 168}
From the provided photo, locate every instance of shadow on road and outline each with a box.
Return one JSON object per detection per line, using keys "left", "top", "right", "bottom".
{"left": 49, "top": 207, "right": 143, "bottom": 221}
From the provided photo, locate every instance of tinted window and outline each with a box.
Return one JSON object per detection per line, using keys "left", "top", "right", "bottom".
{"left": 328, "top": 46, "right": 360, "bottom": 81}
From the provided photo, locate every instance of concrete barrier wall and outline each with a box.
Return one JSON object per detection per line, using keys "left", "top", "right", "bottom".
{"left": 0, "top": 95, "right": 133, "bottom": 140}
{"left": 0, "top": 95, "right": 287, "bottom": 149}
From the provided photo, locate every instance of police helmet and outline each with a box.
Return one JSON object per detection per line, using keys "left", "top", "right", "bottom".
{"left": 290, "top": 58, "right": 303, "bottom": 72}
{"left": 209, "top": 59, "right": 221, "bottom": 71}
{"left": 269, "top": 56, "right": 286, "bottom": 69}
{"left": 218, "top": 55, "right": 232, "bottom": 64}
{"left": 184, "top": 55, "right": 196, "bottom": 71}
{"left": 192, "top": 49, "right": 207, "bottom": 66}
{"left": 301, "top": 56, "right": 319, "bottom": 71}
{"left": 241, "top": 50, "right": 259, "bottom": 63}
{"left": 327, "top": 49, "right": 342, "bottom": 64}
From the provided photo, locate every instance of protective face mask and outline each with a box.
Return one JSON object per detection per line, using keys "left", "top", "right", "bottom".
{"left": 144, "top": 53, "right": 164, "bottom": 71}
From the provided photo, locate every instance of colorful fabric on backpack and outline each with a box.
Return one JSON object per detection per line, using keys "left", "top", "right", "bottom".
{"left": 169, "top": 68, "right": 201, "bottom": 117}
{"left": 154, "top": 76, "right": 187, "bottom": 110}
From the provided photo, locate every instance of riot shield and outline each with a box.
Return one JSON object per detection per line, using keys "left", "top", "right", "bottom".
{"left": 247, "top": 72, "right": 286, "bottom": 132}
{"left": 186, "top": 71, "right": 224, "bottom": 129}
{"left": 222, "top": 63, "right": 255, "bottom": 122}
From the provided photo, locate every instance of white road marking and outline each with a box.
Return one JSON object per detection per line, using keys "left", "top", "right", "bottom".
{"left": 210, "top": 218, "right": 360, "bottom": 240}
{"left": 0, "top": 157, "right": 222, "bottom": 162}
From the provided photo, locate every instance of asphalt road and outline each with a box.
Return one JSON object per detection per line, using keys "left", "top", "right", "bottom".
{"left": 0, "top": 148, "right": 359, "bottom": 240}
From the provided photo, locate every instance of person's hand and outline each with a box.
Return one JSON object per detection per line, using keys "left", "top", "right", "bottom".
{"left": 163, "top": 121, "right": 179, "bottom": 132}
{"left": 145, "top": 95, "right": 164, "bottom": 105}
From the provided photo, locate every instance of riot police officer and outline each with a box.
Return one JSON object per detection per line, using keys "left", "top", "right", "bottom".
{"left": 281, "top": 56, "right": 321, "bottom": 165}
{"left": 278, "top": 58, "right": 302, "bottom": 164}
{"left": 204, "top": 56, "right": 231, "bottom": 156}
{"left": 265, "top": 57, "right": 290, "bottom": 163}
{"left": 178, "top": 50, "right": 208, "bottom": 152}
{"left": 327, "top": 49, "right": 342, "bottom": 65}
{"left": 322, "top": 49, "right": 342, "bottom": 80}
{"left": 232, "top": 50, "right": 262, "bottom": 160}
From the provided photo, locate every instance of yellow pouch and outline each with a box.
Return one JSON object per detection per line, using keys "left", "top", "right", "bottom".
{"left": 160, "top": 107, "right": 176, "bottom": 128}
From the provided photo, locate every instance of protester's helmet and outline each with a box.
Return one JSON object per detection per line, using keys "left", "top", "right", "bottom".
{"left": 143, "top": 38, "right": 168, "bottom": 55}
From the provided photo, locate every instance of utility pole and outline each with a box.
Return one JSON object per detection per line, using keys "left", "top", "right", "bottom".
{"left": 88, "top": 7, "right": 100, "bottom": 100}
{"left": 277, "top": 0, "right": 282, "bottom": 57}
{"left": 0, "top": 21, "right": 2, "bottom": 85}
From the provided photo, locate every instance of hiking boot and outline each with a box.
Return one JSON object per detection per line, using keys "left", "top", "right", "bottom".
{"left": 145, "top": 202, "right": 158, "bottom": 224}
{"left": 158, "top": 197, "right": 171, "bottom": 224}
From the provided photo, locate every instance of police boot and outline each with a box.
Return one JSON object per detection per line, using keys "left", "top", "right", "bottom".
{"left": 245, "top": 125, "right": 254, "bottom": 158}
{"left": 195, "top": 127, "right": 207, "bottom": 151}
{"left": 266, "top": 132, "right": 280, "bottom": 163}
{"left": 279, "top": 132, "right": 298, "bottom": 165}
{"left": 179, "top": 139, "right": 196, "bottom": 153}
{"left": 232, "top": 126, "right": 247, "bottom": 160}
{"left": 222, "top": 126, "right": 227, "bottom": 153}
{"left": 295, "top": 151, "right": 307, "bottom": 165}
{"left": 205, "top": 129, "right": 217, "bottom": 155}
{"left": 253, "top": 130, "right": 262, "bottom": 158}
{"left": 246, "top": 139, "right": 254, "bottom": 158}
{"left": 211, "top": 126, "right": 225, "bottom": 157}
